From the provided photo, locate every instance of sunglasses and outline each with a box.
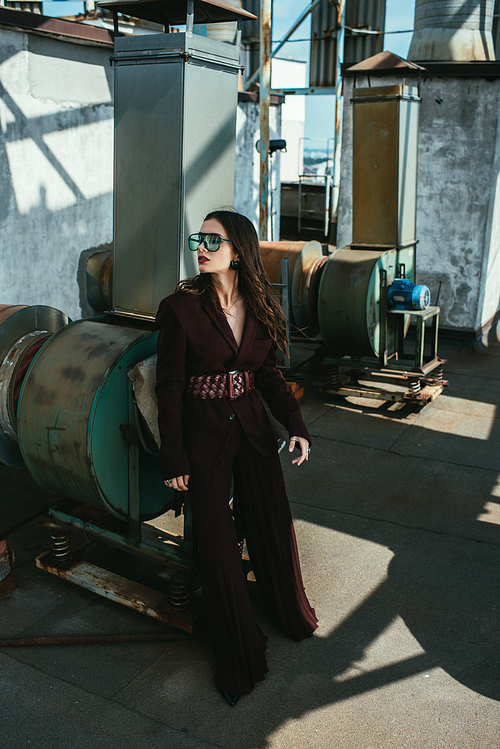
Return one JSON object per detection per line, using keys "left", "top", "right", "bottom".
{"left": 188, "top": 233, "right": 233, "bottom": 253}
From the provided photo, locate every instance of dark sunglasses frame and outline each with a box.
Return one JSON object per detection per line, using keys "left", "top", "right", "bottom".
{"left": 188, "top": 232, "right": 233, "bottom": 252}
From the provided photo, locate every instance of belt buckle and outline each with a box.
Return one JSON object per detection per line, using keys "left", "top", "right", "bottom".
{"left": 228, "top": 370, "right": 239, "bottom": 399}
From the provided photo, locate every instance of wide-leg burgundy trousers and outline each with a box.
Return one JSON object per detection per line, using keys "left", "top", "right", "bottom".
{"left": 187, "top": 420, "right": 318, "bottom": 696}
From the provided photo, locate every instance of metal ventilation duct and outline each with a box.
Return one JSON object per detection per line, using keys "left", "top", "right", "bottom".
{"left": 408, "top": 0, "right": 496, "bottom": 61}
{"left": 111, "top": 32, "right": 241, "bottom": 319}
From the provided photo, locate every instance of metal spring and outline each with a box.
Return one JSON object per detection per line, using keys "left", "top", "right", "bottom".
{"left": 170, "top": 580, "right": 191, "bottom": 611}
{"left": 51, "top": 530, "right": 71, "bottom": 561}
{"left": 434, "top": 365, "right": 443, "bottom": 384}
{"left": 328, "top": 368, "right": 341, "bottom": 388}
{"left": 409, "top": 377, "right": 421, "bottom": 395}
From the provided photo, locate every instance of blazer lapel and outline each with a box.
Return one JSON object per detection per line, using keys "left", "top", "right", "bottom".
{"left": 202, "top": 299, "right": 239, "bottom": 357}
{"left": 234, "top": 311, "right": 259, "bottom": 367}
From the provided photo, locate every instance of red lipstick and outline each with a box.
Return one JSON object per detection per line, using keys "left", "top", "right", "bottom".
{"left": 198, "top": 256, "right": 209, "bottom": 264}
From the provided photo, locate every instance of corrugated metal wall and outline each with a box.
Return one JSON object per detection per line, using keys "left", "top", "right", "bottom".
{"left": 310, "top": 0, "right": 386, "bottom": 87}
{"left": 345, "top": 0, "right": 386, "bottom": 64}
{"left": 309, "top": 0, "right": 338, "bottom": 87}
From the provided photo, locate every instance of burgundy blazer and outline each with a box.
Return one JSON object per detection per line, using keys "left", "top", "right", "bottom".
{"left": 155, "top": 292, "right": 310, "bottom": 479}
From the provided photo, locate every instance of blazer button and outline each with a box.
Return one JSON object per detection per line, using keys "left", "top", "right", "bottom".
{"left": 228, "top": 413, "right": 235, "bottom": 420}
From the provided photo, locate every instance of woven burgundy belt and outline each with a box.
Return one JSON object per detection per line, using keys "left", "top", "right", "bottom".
{"left": 185, "top": 370, "right": 255, "bottom": 400}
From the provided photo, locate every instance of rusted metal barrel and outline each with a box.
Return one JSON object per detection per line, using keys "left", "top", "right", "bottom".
{"left": 260, "top": 240, "right": 330, "bottom": 334}
{"left": 0, "top": 305, "right": 27, "bottom": 322}
{"left": 18, "top": 319, "right": 167, "bottom": 520}
{"left": 259, "top": 240, "right": 306, "bottom": 285}
{"left": 86, "top": 250, "right": 113, "bottom": 312}
{"left": 0, "top": 305, "right": 69, "bottom": 469}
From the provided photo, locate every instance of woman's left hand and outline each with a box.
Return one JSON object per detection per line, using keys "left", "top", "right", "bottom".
{"left": 288, "top": 436, "right": 310, "bottom": 466}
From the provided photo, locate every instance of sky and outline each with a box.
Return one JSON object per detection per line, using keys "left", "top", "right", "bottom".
{"left": 42, "top": 1, "right": 84, "bottom": 15}
{"left": 41, "top": 0, "right": 417, "bottom": 143}
{"left": 272, "top": 0, "right": 417, "bottom": 143}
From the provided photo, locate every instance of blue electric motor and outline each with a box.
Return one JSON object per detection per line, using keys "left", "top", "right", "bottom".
{"left": 387, "top": 279, "right": 431, "bottom": 311}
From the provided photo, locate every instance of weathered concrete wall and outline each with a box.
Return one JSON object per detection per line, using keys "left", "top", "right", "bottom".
{"left": 337, "top": 73, "right": 500, "bottom": 334}
{"left": 0, "top": 28, "right": 114, "bottom": 321}
{"left": 234, "top": 97, "right": 281, "bottom": 240}
{"left": 0, "top": 27, "right": 281, "bottom": 320}
{"left": 271, "top": 58, "right": 306, "bottom": 183}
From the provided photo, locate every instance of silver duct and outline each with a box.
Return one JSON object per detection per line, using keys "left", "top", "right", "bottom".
{"left": 408, "top": 0, "right": 496, "bottom": 61}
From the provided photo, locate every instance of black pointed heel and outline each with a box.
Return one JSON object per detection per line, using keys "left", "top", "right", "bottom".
{"left": 221, "top": 691, "right": 239, "bottom": 706}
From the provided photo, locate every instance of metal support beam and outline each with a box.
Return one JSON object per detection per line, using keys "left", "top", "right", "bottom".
{"left": 248, "top": 0, "right": 322, "bottom": 87}
{"left": 332, "top": 0, "right": 346, "bottom": 221}
{"left": 236, "top": 18, "right": 242, "bottom": 50}
{"left": 186, "top": 0, "right": 194, "bottom": 36}
{"left": 272, "top": 87, "right": 336, "bottom": 96}
{"left": 259, "top": 0, "right": 271, "bottom": 241}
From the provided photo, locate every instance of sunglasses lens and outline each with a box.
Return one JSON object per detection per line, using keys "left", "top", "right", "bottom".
{"left": 188, "top": 234, "right": 202, "bottom": 251}
{"left": 188, "top": 233, "right": 223, "bottom": 252}
{"left": 204, "top": 234, "right": 221, "bottom": 252}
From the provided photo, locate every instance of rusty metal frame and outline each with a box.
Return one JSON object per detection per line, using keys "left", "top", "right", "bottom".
{"left": 97, "top": 0, "right": 257, "bottom": 26}
{"left": 318, "top": 362, "right": 447, "bottom": 406}
{"left": 319, "top": 303, "right": 447, "bottom": 406}
{"left": 40, "top": 502, "right": 197, "bottom": 572}
{"left": 35, "top": 551, "right": 202, "bottom": 632}
{"left": 0, "top": 5, "right": 114, "bottom": 46}
{"left": 388, "top": 306, "right": 441, "bottom": 370}
{"left": 36, "top": 499, "right": 202, "bottom": 631}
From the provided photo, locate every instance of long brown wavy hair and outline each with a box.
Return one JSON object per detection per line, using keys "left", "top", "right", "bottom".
{"left": 175, "top": 210, "right": 289, "bottom": 354}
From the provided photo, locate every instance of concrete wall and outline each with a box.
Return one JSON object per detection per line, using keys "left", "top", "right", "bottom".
{"left": 0, "top": 27, "right": 114, "bottom": 322}
{"left": 234, "top": 96, "right": 281, "bottom": 241}
{"left": 271, "top": 58, "right": 306, "bottom": 183}
{"left": 0, "top": 26, "right": 281, "bottom": 320}
{"left": 337, "top": 72, "right": 500, "bottom": 334}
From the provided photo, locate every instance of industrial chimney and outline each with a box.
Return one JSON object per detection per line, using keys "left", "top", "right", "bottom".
{"left": 408, "top": 0, "right": 496, "bottom": 61}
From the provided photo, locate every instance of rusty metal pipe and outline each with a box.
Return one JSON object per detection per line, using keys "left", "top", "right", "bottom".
{"left": 259, "top": 0, "right": 271, "bottom": 240}
{"left": 247, "top": 0, "right": 322, "bottom": 86}
{"left": 260, "top": 240, "right": 330, "bottom": 333}
{"left": 0, "top": 304, "right": 69, "bottom": 469}
{"left": 332, "top": 0, "right": 346, "bottom": 221}
{"left": 0, "top": 305, "right": 27, "bottom": 324}
{"left": 259, "top": 240, "right": 307, "bottom": 285}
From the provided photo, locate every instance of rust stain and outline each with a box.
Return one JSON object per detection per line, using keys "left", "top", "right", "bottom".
{"left": 60, "top": 365, "right": 85, "bottom": 381}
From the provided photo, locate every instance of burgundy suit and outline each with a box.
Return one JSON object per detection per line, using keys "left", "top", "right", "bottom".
{"left": 155, "top": 292, "right": 317, "bottom": 696}
{"left": 155, "top": 292, "right": 311, "bottom": 479}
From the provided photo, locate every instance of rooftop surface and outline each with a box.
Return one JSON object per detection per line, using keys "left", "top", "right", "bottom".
{"left": 1, "top": 333, "right": 499, "bottom": 748}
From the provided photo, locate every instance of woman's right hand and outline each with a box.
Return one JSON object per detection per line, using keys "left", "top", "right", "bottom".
{"left": 165, "top": 475, "right": 190, "bottom": 492}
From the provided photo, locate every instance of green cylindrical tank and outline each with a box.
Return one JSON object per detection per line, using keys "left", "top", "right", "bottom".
{"left": 318, "top": 247, "right": 398, "bottom": 358}
{"left": 18, "top": 319, "right": 167, "bottom": 520}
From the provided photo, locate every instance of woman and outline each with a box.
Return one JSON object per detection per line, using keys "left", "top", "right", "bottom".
{"left": 155, "top": 210, "right": 317, "bottom": 706}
